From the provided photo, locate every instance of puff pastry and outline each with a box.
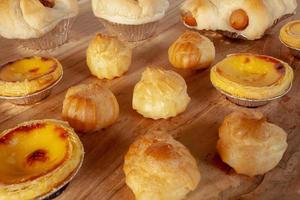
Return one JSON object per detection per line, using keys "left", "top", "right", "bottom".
{"left": 0, "top": 56, "right": 63, "bottom": 97}
{"left": 217, "top": 111, "right": 288, "bottom": 177}
{"left": 181, "top": 0, "right": 297, "bottom": 40}
{"left": 86, "top": 34, "right": 132, "bottom": 79}
{"left": 62, "top": 83, "right": 119, "bottom": 133}
{"left": 210, "top": 53, "right": 294, "bottom": 100}
{"left": 0, "top": 0, "right": 78, "bottom": 39}
{"left": 124, "top": 131, "right": 200, "bottom": 200}
{"left": 0, "top": 119, "right": 84, "bottom": 200}
{"left": 132, "top": 68, "right": 190, "bottom": 119}
{"left": 168, "top": 30, "right": 215, "bottom": 69}
{"left": 92, "top": 0, "right": 169, "bottom": 24}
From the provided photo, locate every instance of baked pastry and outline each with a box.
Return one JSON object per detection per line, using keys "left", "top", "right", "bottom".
{"left": 62, "top": 83, "right": 119, "bottom": 133}
{"left": 86, "top": 34, "right": 132, "bottom": 79}
{"left": 181, "top": 0, "right": 297, "bottom": 40}
{"left": 168, "top": 30, "right": 215, "bottom": 69}
{"left": 0, "top": 56, "right": 63, "bottom": 97}
{"left": 91, "top": 0, "right": 169, "bottom": 41}
{"left": 132, "top": 67, "right": 190, "bottom": 119}
{"left": 217, "top": 111, "right": 288, "bottom": 177}
{"left": 210, "top": 53, "right": 294, "bottom": 100}
{"left": 0, "top": 119, "right": 84, "bottom": 199}
{"left": 124, "top": 131, "right": 200, "bottom": 200}
{"left": 280, "top": 20, "right": 300, "bottom": 57}
{"left": 0, "top": 0, "right": 79, "bottom": 49}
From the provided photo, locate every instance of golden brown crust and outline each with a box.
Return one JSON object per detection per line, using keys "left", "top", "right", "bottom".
{"left": 229, "top": 9, "right": 249, "bottom": 30}
{"left": 217, "top": 111, "right": 288, "bottom": 177}
{"left": 62, "top": 83, "right": 119, "bottom": 133}
{"left": 124, "top": 131, "right": 200, "bottom": 200}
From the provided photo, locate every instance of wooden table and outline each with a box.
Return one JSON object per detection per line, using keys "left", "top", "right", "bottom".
{"left": 1, "top": 1, "right": 300, "bottom": 199}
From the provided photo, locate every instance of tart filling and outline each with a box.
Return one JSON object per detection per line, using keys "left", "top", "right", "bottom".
{"left": 0, "top": 56, "right": 63, "bottom": 97}
{"left": 280, "top": 20, "right": 300, "bottom": 49}
{"left": 210, "top": 54, "right": 294, "bottom": 100}
{"left": 0, "top": 119, "right": 83, "bottom": 200}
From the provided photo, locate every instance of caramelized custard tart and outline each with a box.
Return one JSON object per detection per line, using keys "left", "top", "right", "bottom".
{"left": 0, "top": 119, "right": 84, "bottom": 200}
{"left": 0, "top": 56, "right": 63, "bottom": 97}
{"left": 210, "top": 54, "right": 293, "bottom": 100}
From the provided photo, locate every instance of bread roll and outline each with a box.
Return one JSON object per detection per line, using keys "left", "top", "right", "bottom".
{"left": 86, "top": 34, "right": 132, "bottom": 79}
{"left": 124, "top": 131, "right": 200, "bottom": 200}
{"left": 0, "top": 0, "right": 78, "bottom": 39}
{"left": 217, "top": 111, "right": 288, "bottom": 177}
{"left": 62, "top": 83, "right": 119, "bottom": 133}
{"left": 168, "top": 31, "right": 215, "bottom": 69}
{"left": 181, "top": 0, "right": 297, "bottom": 40}
{"left": 132, "top": 67, "right": 190, "bottom": 119}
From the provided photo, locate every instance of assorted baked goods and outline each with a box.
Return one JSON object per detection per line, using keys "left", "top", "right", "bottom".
{"left": 0, "top": 119, "right": 84, "bottom": 200}
{"left": 62, "top": 83, "right": 119, "bottom": 133}
{"left": 210, "top": 53, "right": 293, "bottom": 106}
{"left": 217, "top": 111, "right": 288, "bottom": 177}
{"left": 132, "top": 67, "right": 190, "bottom": 119}
{"left": 0, "top": 0, "right": 79, "bottom": 50}
{"left": 86, "top": 34, "right": 132, "bottom": 80}
{"left": 124, "top": 131, "right": 200, "bottom": 200}
{"left": 91, "top": 0, "right": 169, "bottom": 41}
{"left": 181, "top": 0, "right": 297, "bottom": 40}
{"left": 0, "top": 56, "right": 63, "bottom": 104}
{"left": 168, "top": 31, "right": 215, "bottom": 69}
{"left": 280, "top": 20, "right": 300, "bottom": 57}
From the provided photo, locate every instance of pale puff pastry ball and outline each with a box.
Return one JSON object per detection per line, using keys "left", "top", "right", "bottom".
{"left": 62, "top": 83, "right": 119, "bottom": 133}
{"left": 124, "top": 131, "right": 200, "bottom": 200}
{"left": 168, "top": 31, "right": 215, "bottom": 69}
{"left": 86, "top": 33, "right": 132, "bottom": 79}
{"left": 132, "top": 67, "right": 191, "bottom": 119}
{"left": 217, "top": 111, "right": 288, "bottom": 177}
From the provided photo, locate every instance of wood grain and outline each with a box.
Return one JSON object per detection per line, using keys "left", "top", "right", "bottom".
{"left": 0, "top": 0, "right": 300, "bottom": 199}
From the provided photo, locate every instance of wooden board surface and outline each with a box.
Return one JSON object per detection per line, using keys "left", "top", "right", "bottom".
{"left": 1, "top": 0, "right": 300, "bottom": 199}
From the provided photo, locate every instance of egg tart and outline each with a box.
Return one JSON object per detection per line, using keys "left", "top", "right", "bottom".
{"left": 0, "top": 119, "right": 84, "bottom": 200}
{"left": 210, "top": 54, "right": 293, "bottom": 102}
{"left": 0, "top": 56, "right": 63, "bottom": 97}
{"left": 280, "top": 20, "right": 300, "bottom": 57}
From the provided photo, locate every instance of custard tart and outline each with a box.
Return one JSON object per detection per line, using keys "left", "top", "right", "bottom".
{"left": 0, "top": 56, "right": 63, "bottom": 97}
{"left": 210, "top": 54, "right": 294, "bottom": 101}
{"left": 280, "top": 20, "right": 300, "bottom": 57}
{"left": 0, "top": 119, "right": 84, "bottom": 200}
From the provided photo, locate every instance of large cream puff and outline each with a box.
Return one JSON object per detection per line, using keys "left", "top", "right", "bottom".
{"left": 217, "top": 111, "right": 288, "bottom": 177}
{"left": 132, "top": 67, "right": 190, "bottom": 119}
{"left": 124, "top": 131, "right": 200, "bottom": 200}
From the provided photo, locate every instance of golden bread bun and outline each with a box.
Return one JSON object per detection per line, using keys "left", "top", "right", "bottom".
{"left": 217, "top": 111, "right": 288, "bottom": 177}
{"left": 168, "top": 31, "right": 215, "bottom": 69}
{"left": 210, "top": 53, "right": 294, "bottom": 100}
{"left": 181, "top": 0, "right": 297, "bottom": 40}
{"left": 62, "top": 83, "right": 119, "bottom": 133}
{"left": 132, "top": 67, "right": 190, "bottom": 119}
{"left": 0, "top": 119, "right": 83, "bottom": 200}
{"left": 124, "top": 131, "right": 200, "bottom": 200}
{"left": 0, "top": 56, "right": 63, "bottom": 97}
{"left": 0, "top": 0, "right": 78, "bottom": 39}
{"left": 86, "top": 33, "right": 132, "bottom": 79}
{"left": 280, "top": 20, "right": 300, "bottom": 49}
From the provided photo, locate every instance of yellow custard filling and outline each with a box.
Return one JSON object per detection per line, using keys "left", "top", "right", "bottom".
{"left": 280, "top": 20, "right": 300, "bottom": 49}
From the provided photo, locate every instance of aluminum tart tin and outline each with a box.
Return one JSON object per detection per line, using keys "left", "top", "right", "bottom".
{"left": 213, "top": 84, "right": 292, "bottom": 108}
{"left": 39, "top": 150, "right": 84, "bottom": 200}
{"left": 0, "top": 74, "right": 63, "bottom": 105}
{"left": 279, "top": 37, "right": 300, "bottom": 58}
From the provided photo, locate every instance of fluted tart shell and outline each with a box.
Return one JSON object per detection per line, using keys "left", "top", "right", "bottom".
{"left": 0, "top": 119, "right": 84, "bottom": 200}
{"left": 210, "top": 53, "right": 293, "bottom": 100}
{"left": 0, "top": 56, "right": 63, "bottom": 97}
{"left": 62, "top": 83, "right": 119, "bottom": 133}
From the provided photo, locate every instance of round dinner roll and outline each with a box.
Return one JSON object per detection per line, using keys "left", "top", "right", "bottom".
{"left": 86, "top": 33, "right": 132, "bottom": 79}
{"left": 0, "top": 0, "right": 78, "bottom": 39}
{"left": 217, "top": 111, "right": 288, "bottom": 177}
{"left": 124, "top": 131, "right": 200, "bottom": 200}
{"left": 132, "top": 67, "right": 190, "bottom": 119}
{"left": 168, "top": 31, "right": 215, "bottom": 69}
